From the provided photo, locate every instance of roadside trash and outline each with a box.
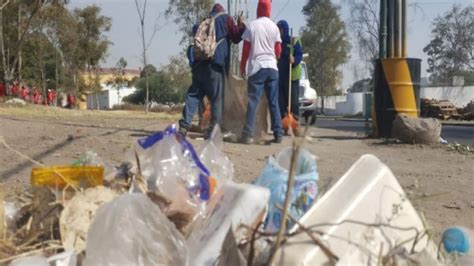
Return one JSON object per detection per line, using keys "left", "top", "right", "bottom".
{"left": 253, "top": 147, "right": 318, "bottom": 233}
{"left": 198, "top": 125, "right": 234, "bottom": 188}
{"left": 59, "top": 186, "right": 118, "bottom": 253}
{"left": 187, "top": 182, "right": 270, "bottom": 266}
{"left": 216, "top": 227, "right": 247, "bottom": 266}
{"left": 47, "top": 251, "right": 77, "bottom": 266}
{"left": 31, "top": 166, "right": 104, "bottom": 188}
{"left": 10, "top": 256, "right": 48, "bottom": 266}
{"left": 72, "top": 150, "right": 113, "bottom": 180}
{"left": 274, "top": 154, "right": 439, "bottom": 265}
{"left": 84, "top": 194, "right": 188, "bottom": 266}
{"left": 442, "top": 226, "right": 473, "bottom": 266}
{"left": 136, "top": 124, "right": 214, "bottom": 202}
{"left": 440, "top": 136, "right": 448, "bottom": 144}
{"left": 2, "top": 196, "right": 20, "bottom": 231}
{"left": 5, "top": 98, "right": 27, "bottom": 105}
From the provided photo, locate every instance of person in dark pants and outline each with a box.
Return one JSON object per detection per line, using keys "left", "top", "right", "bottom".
{"left": 277, "top": 20, "right": 303, "bottom": 120}
{"left": 240, "top": 0, "right": 283, "bottom": 144}
{"left": 179, "top": 4, "right": 245, "bottom": 138}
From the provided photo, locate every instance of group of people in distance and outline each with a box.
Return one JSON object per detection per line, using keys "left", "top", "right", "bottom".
{"left": 0, "top": 81, "right": 76, "bottom": 108}
{"left": 179, "top": 0, "right": 303, "bottom": 144}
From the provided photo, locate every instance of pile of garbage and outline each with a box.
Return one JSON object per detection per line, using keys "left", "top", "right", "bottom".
{"left": 0, "top": 125, "right": 469, "bottom": 265}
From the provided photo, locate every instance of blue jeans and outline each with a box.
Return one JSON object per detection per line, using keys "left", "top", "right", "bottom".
{"left": 243, "top": 68, "right": 283, "bottom": 139}
{"left": 179, "top": 62, "right": 223, "bottom": 131}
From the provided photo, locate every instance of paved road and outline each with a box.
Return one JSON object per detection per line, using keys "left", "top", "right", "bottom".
{"left": 315, "top": 119, "right": 474, "bottom": 145}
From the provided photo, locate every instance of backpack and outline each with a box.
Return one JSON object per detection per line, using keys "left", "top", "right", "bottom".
{"left": 194, "top": 13, "right": 225, "bottom": 61}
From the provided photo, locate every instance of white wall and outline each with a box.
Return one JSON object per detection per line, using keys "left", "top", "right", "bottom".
{"left": 87, "top": 85, "right": 137, "bottom": 109}
{"left": 420, "top": 86, "right": 474, "bottom": 108}
{"left": 317, "top": 92, "right": 364, "bottom": 116}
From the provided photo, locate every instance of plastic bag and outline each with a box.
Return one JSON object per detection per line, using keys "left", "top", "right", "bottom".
{"left": 136, "top": 125, "right": 214, "bottom": 202}
{"left": 84, "top": 194, "right": 188, "bottom": 266}
{"left": 198, "top": 125, "right": 233, "bottom": 189}
{"left": 253, "top": 147, "right": 319, "bottom": 233}
{"left": 72, "top": 150, "right": 114, "bottom": 181}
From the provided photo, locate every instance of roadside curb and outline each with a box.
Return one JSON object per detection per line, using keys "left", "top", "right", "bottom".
{"left": 317, "top": 116, "right": 474, "bottom": 127}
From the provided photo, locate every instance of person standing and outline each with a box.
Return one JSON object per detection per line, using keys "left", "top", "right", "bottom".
{"left": 179, "top": 4, "right": 245, "bottom": 138}
{"left": 277, "top": 20, "right": 303, "bottom": 121}
{"left": 239, "top": 0, "right": 283, "bottom": 144}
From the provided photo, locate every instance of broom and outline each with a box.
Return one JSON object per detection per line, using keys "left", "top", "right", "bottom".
{"left": 282, "top": 29, "right": 299, "bottom": 136}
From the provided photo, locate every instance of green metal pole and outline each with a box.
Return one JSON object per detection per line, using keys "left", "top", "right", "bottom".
{"left": 379, "top": 0, "right": 387, "bottom": 59}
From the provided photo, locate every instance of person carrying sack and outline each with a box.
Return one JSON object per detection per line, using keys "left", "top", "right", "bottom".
{"left": 179, "top": 4, "right": 245, "bottom": 138}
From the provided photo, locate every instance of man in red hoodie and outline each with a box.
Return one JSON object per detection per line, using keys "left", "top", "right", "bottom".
{"left": 240, "top": 0, "right": 283, "bottom": 144}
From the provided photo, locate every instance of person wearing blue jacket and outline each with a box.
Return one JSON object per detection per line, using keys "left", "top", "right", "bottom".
{"left": 179, "top": 4, "right": 245, "bottom": 138}
{"left": 277, "top": 20, "right": 303, "bottom": 120}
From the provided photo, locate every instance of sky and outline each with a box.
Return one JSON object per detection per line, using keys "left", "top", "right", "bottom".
{"left": 68, "top": 0, "right": 473, "bottom": 90}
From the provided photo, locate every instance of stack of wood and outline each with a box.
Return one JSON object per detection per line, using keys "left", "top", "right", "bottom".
{"left": 420, "top": 98, "right": 460, "bottom": 120}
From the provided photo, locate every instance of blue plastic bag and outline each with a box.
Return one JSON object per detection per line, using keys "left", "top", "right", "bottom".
{"left": 253, "top": 147, "right": 319, "bottom": 233}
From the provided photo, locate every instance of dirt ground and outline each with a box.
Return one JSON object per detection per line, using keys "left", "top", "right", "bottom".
{"left": 0, "top": 104, "right": 473, "bottom": 238}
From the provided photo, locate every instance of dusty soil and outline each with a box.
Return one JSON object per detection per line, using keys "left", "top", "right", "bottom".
{"left": 1, "top": 104, "right": 473, "bottom": 238}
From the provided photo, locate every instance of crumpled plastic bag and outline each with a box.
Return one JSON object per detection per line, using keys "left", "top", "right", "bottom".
{"left": 84, "top": 194, "right": 188, "bottom": 266}
{"left": 136, "top": 124, "right": 213, "bottom": 203}
{"left": 198, "top": 125, "right": 233, "bottom": 189}
{"left": 253, "top": 147, "right": 319, "bottom": 233}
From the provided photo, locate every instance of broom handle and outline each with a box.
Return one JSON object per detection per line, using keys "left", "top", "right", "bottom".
{"left": 288, "top": 29, "right": 293, "bottom": 113}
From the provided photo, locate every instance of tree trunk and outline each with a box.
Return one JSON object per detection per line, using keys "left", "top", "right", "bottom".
{"left": 0, "top": 2, "right": 11, "bottom": 93}
{"left": 18, "top": 3, "right": 22, "bottom": 83}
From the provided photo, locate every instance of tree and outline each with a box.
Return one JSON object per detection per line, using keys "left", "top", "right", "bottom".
{"left": 107, "top": 57, "right": 129, "bottom": 107}
{"left": 74, "top": 5, "right": 112, "bottom": 92}
{"left": 135, "top": 0, "right": 165, "bottom": 113}
{"left": 165, "top": 0, "right": 213, "bottom": 45}
{"left": 0, "top": 0, "right": 69, "bottom": 90}
{"left": 348, "top": 0, "right": 379, "bottom": 75}
{"left": 124, "top": 67, "right": 181, "bottom": 105}
{"left": 163, "top": 55, "right": 191, "bottom": 100}
{"left": 423, "top": 5, "right": 474, "bottom": 85}
{"left": 301, "top": 0, "right": 351, "bottom": 111}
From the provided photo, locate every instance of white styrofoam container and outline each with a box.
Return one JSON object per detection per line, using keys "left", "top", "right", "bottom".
{"left": 275, "top": 154, "right": 438, "bottom": 265}
{"left": 187, "top": 182, "right": 270, "bottom": 266}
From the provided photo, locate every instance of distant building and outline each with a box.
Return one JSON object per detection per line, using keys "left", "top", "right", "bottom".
{"left": 80, "top": 68, "right": 140, "bottom": 88}
{"left": 86, "top": 84, "right": 137, "bottom": 109}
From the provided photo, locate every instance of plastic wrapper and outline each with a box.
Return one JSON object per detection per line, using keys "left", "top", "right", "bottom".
{"left": 187, "top": 182, "right": 270, "bottom": 266}
{"left": 135, "top": 125, "right": 214, "bottom": 208}
{"left": 84, "top": 194, "right": 188, "bottom": 266}
{"left": 2, "top": 196, "right": 20, "bottom": 231}
{"left": 72, "top": 150, "right": 114, "bottom": 181}
{"left": 198, "top": 125, "right": 233, "bottom": 189}
{"left": 30, "top": 166, "right": 103, "bottom": 188}
{"left": 253, "top": 147, "right": 319, "bottom": 233}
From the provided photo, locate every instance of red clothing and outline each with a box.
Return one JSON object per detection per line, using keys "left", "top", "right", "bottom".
{"left": 21, "top": 87, "right": 27, "bottom": 99}
{"left": 0, "top": 83, "right": 5, "bottom": 97}
{"left": 67, "top": 94, "right": 76, "bottom": 108}
{"left": 47, "top": 91, "right": 54, "bottom": 105}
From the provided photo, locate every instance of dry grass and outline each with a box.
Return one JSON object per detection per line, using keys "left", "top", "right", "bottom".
{"left": 0, "top": 103, "right": 180, "bottom": 121}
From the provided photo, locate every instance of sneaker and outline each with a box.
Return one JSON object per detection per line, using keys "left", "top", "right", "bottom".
{"left": 178, "top": 126, "right": 188, "bottom": 137}
{"left": 239, "top": 136, "right": 255, "bottom": 145}
{"left": 272, "top": 137, "right": 283, "bottom": 144}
